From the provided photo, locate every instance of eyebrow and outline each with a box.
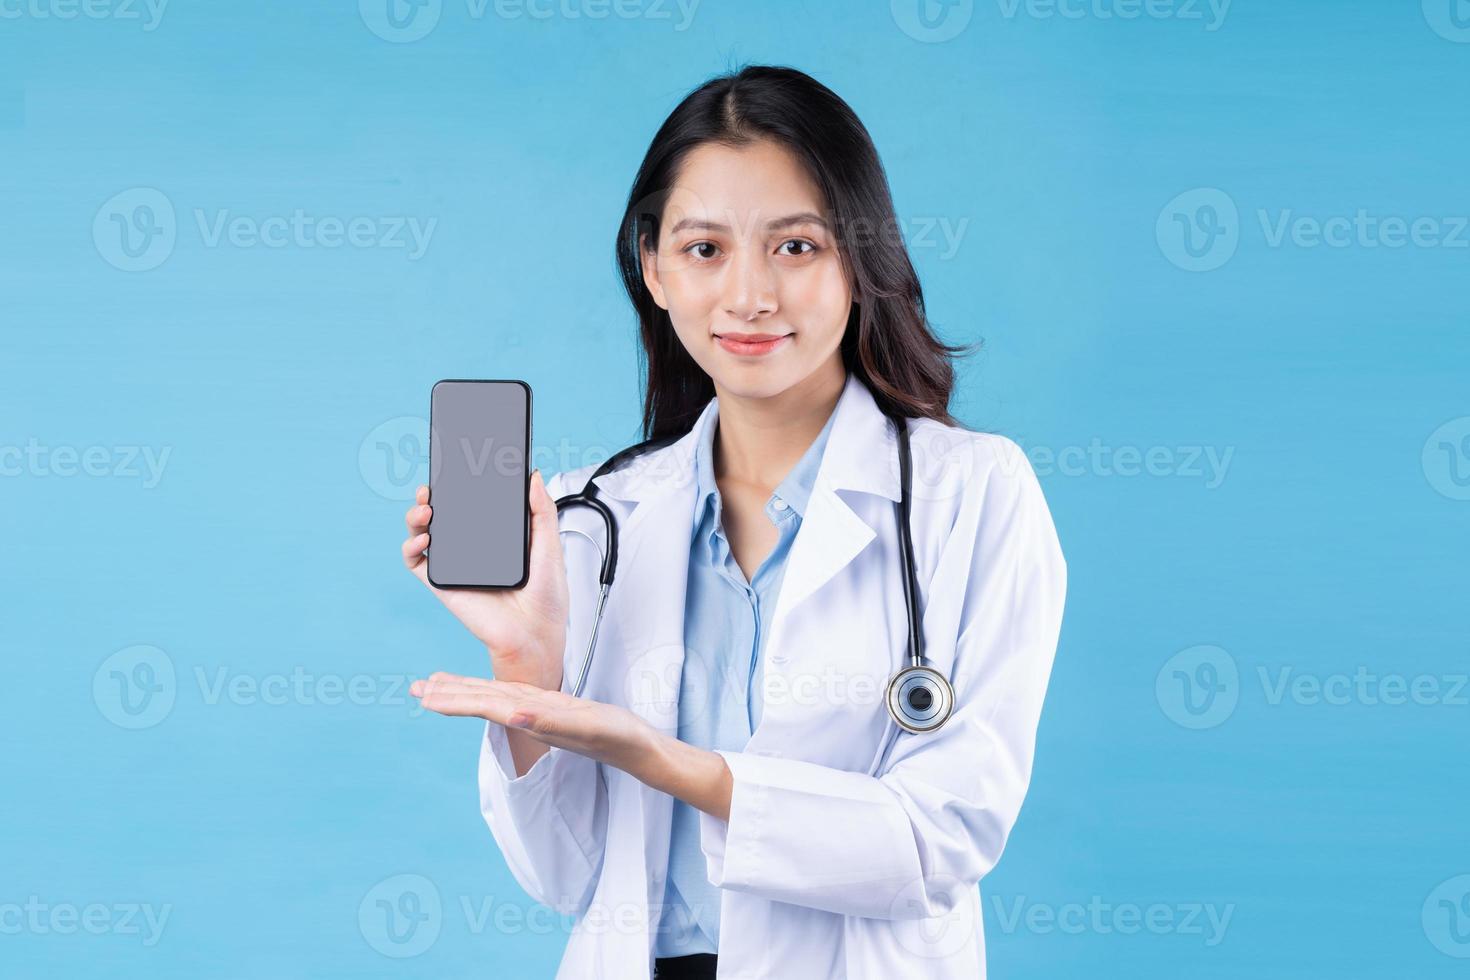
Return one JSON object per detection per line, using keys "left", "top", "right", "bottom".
{"left": 667, "top": 211, "right": 830, "bottom": 236}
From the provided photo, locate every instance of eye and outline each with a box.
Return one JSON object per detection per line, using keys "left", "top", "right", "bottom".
{"left": 778, "top": 239, "right": 817, "bottom": 257}
{"left": 683, "top": 241, "right": 721, "bottom": 262}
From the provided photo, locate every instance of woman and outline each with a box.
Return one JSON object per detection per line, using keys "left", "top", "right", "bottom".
{"left": 400, "top": 65, "right": 1067, "bottom": 980}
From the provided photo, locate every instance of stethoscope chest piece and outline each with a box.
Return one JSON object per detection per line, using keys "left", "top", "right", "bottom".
{"left": 886, "top": 664, "right": 954, "bottom": 734}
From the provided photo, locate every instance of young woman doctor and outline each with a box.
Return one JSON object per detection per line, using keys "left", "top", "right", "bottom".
{"left": 400, "top": 66, "right": 1067, "bottom": 980}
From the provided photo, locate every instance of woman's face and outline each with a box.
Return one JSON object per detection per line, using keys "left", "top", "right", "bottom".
{"left": 640, "top": 139, "right": 854, "bottom": 401}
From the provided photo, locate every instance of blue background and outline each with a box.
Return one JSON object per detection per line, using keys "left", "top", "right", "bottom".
{"left": 3, "top": 0, "right": 1468, "bottom": 976}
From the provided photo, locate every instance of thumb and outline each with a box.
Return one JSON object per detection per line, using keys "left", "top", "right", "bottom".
{"left": 528, "top": 469, "right": 564, "bottom": 564}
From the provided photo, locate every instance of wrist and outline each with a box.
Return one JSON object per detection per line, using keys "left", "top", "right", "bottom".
{"left": 627, "top": 733, "right": 732, "bottom": 821}
{"left": 488, "top": 634, "right": 565, "bottom": 691}
{"left": 616, "top": 723, "right": 668, "bottom": 784}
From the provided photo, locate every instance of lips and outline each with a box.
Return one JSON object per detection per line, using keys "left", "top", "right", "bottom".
{"left": 715, "top": 332, "right": 791, "bottom": 356}
{"left": 718, "top": 332, "right": 785, "bottom": 342}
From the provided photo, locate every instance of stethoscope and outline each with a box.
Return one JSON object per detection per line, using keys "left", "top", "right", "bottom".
{"left": 553, "top": 409, "right": 955, "bottom": 735}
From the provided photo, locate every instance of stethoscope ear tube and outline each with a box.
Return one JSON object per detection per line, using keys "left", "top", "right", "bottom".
{"left": 551, "top": 428, "right": 684, "bottom": 698}
{"left": 552, "top": 493, "right": 617, "bottom": 702}
{"left": 556, "top": 492, "right": 618, "bottom": 588}
{"left": 553, "top": 495, "right": 616, "bottom": 699}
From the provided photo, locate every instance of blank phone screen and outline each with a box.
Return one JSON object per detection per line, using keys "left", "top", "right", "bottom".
{"left": 428, "top": 380, "right": 531, "bottom": 588}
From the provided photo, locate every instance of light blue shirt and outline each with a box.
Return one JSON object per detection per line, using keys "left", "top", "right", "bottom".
{"left": 653, "top": 396, "right": 838, "bottom": 957}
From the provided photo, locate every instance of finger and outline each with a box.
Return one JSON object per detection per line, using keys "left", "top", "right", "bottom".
{"left": 405, "top": 503, "right": 432, "bottom": 533}
{"left": 417, "top": 484, "right": 429, "bottom": 505}
{"left": 412, "top": 676, "right": 558, "bottom": 713}
{"left": 411, "top": 675, "right": 507, "bottom": 707}
{"left": 402, "top": 532, "right": 429, "bottom": 569}
{"left": 415, "top": 689, "right": 518, "bottom": 724}
{"left": 413, "top": 681, "right": 488, "bottom": 698}
{"left": 412, "top": 679, "right": 554, "bottom": 713}
{"left": 528, "top": 469, "right": 566, "bottom": 568}
{"left": 420, "top": 671, "right": 495, "bottom": 691}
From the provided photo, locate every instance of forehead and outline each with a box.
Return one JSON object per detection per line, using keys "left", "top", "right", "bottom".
{"left": 664, "top": 139, "right": 828, "bottom": 227}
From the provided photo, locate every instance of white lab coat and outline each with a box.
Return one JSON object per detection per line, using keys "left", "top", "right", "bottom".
{"left": 477, "top": 372, "right": 1067, "bottom": 979}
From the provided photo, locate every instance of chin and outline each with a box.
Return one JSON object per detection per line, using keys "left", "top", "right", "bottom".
{"left": 709, "top": 365, "right": 805, "bottom": 401}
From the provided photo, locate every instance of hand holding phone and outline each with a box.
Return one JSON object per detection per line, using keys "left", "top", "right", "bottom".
{"left": 399, "top": 380, "right": 569, "bottom": 691}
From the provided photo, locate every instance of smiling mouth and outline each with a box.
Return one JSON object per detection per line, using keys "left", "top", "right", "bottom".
{"left": 714, "top": 332, "right": 792, "bottom": 356}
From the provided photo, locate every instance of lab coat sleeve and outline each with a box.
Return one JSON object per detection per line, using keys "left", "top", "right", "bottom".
{"left": 696, "top": 438, "right": 1067, "bottom": 919}
{"left": 477, "top": 468, "right": 610, "bottom": 917}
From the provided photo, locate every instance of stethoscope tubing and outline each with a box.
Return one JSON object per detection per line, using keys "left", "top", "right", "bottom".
{"left": 891, "top": 416, "right": 925, "bottom": 671}
{"left": 554, "top": 430, "right": 682, "bottom": 698}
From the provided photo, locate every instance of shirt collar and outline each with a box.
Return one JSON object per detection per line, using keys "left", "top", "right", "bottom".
{"left": 692, "top": 391, "right": 840, "bottom": 522}
{"left": 590, "top": 371, "right": 901, "bottom": 506}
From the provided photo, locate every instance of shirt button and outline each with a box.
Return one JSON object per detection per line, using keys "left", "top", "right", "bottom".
{"left": 772, "top": 498, "right": 789, "bottom": 511}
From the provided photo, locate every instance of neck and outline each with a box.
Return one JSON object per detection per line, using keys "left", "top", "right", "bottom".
{"left": 711, "top": 357, "right": 847, "bottom": 491}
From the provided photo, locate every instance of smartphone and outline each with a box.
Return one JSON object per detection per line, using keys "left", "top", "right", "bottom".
{"left": 427, "top": 379, "right": 532, "bottom": 589}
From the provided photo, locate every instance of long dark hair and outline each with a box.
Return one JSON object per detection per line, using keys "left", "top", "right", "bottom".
{"left": 614, "top": 64, "right": 975, "bottom": 443}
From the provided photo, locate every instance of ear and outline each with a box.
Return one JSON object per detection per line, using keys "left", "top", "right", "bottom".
{"left": 639, "top": 231, "right": 669, "bottom": 311}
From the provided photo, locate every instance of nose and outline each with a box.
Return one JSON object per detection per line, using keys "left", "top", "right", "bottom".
{"left": 722, "top": 245, "right": 778, "bottom": 322}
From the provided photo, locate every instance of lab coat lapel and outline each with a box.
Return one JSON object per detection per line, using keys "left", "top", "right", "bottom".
{"left": 588, "top": 402, "right": 710, "bottom": 737}
{"left": 768, "top": 372, "right": 901, "bottom": 616}
{"left": 589, "top": 372, "right": 901, "bottom": 667}
{"left": 585, "top": 400, "right": 713, "bottom": 925}
{"left": 587, "top": 373, "right": 902, "bottom": 723}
